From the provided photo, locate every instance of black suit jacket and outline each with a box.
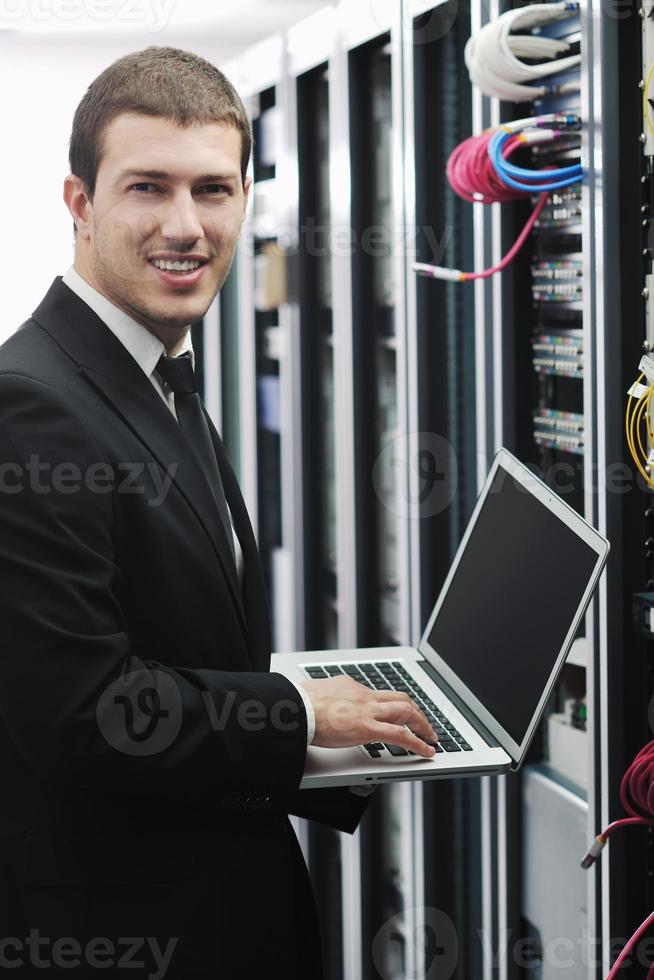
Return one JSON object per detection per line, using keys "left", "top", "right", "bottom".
{"left": 0, "top": 277, "right": 368, "bottom": 978}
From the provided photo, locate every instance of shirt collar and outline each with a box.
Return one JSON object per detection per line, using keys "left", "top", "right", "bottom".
{"left": 61, "top": 264, "right": 195, "bottom": 377}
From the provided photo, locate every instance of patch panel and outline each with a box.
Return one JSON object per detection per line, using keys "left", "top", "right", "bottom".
{"left": 534, "top": 187, "right": 582, "bottom": 230}
{"left": 533, "top": 409, "right": 585, "bottom": 455}
{"left": 532, "top": 328, "right": 583, "bottom": 377}
{"left": 532, "top": 257, "right": 583, "bottom": 304}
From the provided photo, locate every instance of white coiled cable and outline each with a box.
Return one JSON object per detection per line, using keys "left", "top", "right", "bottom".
{"left": 464, "top": 2, "right": 580, "bottom": 102}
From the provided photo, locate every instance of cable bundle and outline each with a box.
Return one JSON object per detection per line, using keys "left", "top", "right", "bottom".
{"left": 464, "top": 1, "right": 581, "bottom": 102}
{"left": 414, "top": 114, "right": 581, "bottom": 283}
{"left": 626, "top": 371, "right": 654, "bottom": 490}
{"left": 581, "top": 741, "right": 654, "bottom": 978}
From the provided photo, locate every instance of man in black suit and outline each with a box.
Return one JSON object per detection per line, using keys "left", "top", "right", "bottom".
{"left": 0, "top": 46, "right": 436, "bottom": 978}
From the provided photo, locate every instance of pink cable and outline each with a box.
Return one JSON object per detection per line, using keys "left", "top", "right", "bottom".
{"left": 602, "top": 815, "right": 654, "bottom": 840}
{"left": 585, "top": 742, "right": 654, "bottom": 976}
{"left": 460, "top": 193, "right": 548, "bottom": 281}
{"left": 439, "top": 130, "right": 550, "bottom": 281}
{"left": 446, "top": 130, "right": 526, "bottom": 203}
{"left": 607, "top": 910, "right": 654, "bottom": 978}
{"left": 620, "top": 740, "right": 654, "bottom": 817}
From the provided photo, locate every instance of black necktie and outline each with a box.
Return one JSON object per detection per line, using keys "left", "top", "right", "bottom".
{"left": 155, "top": 351, "right": 237, "bottom": 569}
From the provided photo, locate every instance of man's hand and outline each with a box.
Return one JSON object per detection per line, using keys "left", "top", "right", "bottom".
{"left": 300, "top": 676, "right": 437, "bottom": 758}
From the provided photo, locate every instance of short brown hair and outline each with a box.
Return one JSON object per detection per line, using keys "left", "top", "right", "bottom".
{"left": 68, "top": 45, "right": 252, "bottom": 208}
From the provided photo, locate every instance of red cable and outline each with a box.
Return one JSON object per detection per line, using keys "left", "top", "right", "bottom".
{"left": 446, "top": 130, "right": 526, "bottom": 203}
{"left": 620, "top": 740, "right": 654, "bottom": 818}
{"left": 432, "top": 130, "right": 553, "bottom": 281}
{"left": 584, "top": 742, "right": 654, "bottom": 977}
{"left": 460, "top": 193, "right": 548, "bottom": 281}
{"left": 607, "top": 911, "right": 654, "bottom": 979}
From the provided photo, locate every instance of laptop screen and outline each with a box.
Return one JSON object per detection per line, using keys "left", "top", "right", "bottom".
{"left": 423, "top": 464, "right": 599, "bottom": 747}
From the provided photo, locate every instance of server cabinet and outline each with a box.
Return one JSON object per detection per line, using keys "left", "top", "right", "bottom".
{"left": 461, "top": 0, "right": 616, "bottom": 975}
{"left": 225, "top": 35, "right": 307, "bottom": 654}
{"left": 402, "top": 3, "right": 483, "bottom": 978}
{"left": 294, "top": 18, "right": 339, "bottom": 655}
{"left": 334, "top": 4, "right": 424, "bottom": 979}
{"left": 203, "top": 273, "right": 242, "bottom": 478}
{"left": 291, "top": 11, "right": 347, "bottom": 979}
{"left": 609, "top": 0, "right": 654, "bottom": 964}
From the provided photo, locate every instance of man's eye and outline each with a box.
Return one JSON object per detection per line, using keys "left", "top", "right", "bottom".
{"left": 128, "top": 183, "right": 228, "bottom": 194}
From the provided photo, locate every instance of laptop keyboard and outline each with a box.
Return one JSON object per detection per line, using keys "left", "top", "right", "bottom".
{"left": 303, "top": 660, "right": 473, "bottom": 757}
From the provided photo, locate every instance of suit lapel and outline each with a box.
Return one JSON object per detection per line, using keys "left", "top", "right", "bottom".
{"left": 30, "top": 278, "right": 249, "bottom": 646}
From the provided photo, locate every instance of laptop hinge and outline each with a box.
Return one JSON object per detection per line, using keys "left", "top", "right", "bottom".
{"left": 415, "top": 658, "right": 500, "bottom": 749}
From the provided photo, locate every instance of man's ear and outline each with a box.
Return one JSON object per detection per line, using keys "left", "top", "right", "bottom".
{"left": 242, "top": 175, "right": 252, "bottom": 218}
{"left": 63, "top": 174, "right": 92, "bottom": 241}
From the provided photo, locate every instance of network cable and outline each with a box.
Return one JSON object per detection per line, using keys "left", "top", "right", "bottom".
{"left": 414, "top": 114, "right": 582, "bottom": 283}
{"left": 464, "top": 1, "right": 581, "bottom": 102}
{"left": 644, "top": 61, "right": 654, "bottom": 140}
{"left": 488, "top": 125, "right": 582, "bottom": 193}
{"left": 581, "top": 741, "right": 654, "bottom": 978}
{"left": 625, "top": 371, "right": 654, "bottom": 490}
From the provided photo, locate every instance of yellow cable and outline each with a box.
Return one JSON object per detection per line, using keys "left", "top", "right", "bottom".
{"left": 636, "top": 393, "right": 648, "bottom": 464}
{"left": 623, "top": 373, "right": 654, "bottom": 490}
{"left": 626, "top": 377, "right": 654, "bottom": 488}
{"left": 631, "top": 410, "right": 653, "bottom": 488}
{"left": 636, "top": 391, "right": 654, "bottom": 488}
{"left": 644, "top": 62, "right": 654, "bottom": 138}
{"left": 647, "top": 391, "right": 654, "bottom": 443}
{"left": 626, "top": 374, "right": 644, "bottom": 466}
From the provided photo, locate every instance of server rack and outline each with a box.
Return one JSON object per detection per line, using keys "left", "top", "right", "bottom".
{"left": 224, "top": 35, "right": 307, "bottom": 655}
{"left": 614, "top": 0, "right": 654, "bottom": 965}
{"left": 402, "top": 4, "right": 483, "bottom": 978}
{"left": 290, "top": 10, "right": 347, "bottom": 978}
{"left": 335, "top": 3, "right": 424, "bottom": 978}
{"left": 220, "top": 51, "right": 259, "bottom": 533}
{"left": 460, "top": 0, "right": 619, "bottom": 976}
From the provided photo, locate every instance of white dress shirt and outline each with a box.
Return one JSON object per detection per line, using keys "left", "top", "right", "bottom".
{"left": 61, "top": 265, "right": 315, "bottom": 746}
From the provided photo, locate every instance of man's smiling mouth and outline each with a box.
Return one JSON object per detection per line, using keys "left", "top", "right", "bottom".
{"left": 147, "top": 253, "right": 210, "bottom": 282}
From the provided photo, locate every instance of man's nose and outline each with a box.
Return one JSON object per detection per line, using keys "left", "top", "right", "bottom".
{"left": 160, "top": 190, "right": 204, "bottom": 242}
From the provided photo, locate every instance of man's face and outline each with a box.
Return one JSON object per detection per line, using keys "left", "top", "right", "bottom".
{"left": 70, "top": 112, "right": 250, "bottom": 339}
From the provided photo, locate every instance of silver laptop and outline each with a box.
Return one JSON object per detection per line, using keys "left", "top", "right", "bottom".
{"left": 273, "top": 448, "right": 609, "bottom": 789}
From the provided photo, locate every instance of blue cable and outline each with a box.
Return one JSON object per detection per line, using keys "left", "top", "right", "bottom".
{"left": 488, "top": 129, "right": 582, "bottom": 192}
{"left": 493, "top": 141, "right": 579, "bottom": 181}
{"left": 494, "top": 171, "right": 582, "bottom": 192}
{"left": 489, "top": 130, "right": 582, "bottom": 183}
